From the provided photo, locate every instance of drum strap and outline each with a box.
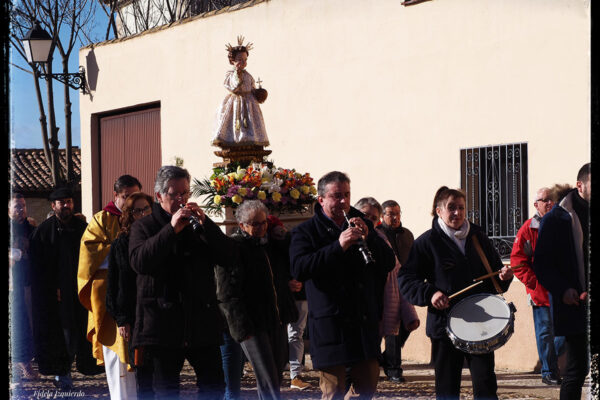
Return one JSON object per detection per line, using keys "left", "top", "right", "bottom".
{"left": 472, "top": 235, "right": 503, "bottom": 294}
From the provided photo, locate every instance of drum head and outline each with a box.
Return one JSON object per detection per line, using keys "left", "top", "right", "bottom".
{"left": 447, "top": 294, "right": 511, "bottom": 342}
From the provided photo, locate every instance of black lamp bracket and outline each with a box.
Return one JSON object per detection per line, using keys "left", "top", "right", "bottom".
{"left": 39, "top": 66, "right": 87, "bottom": 94}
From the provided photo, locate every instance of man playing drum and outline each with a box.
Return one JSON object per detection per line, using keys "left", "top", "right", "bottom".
{"left": 398, "top": 186, "right": 514, "bottom": 400}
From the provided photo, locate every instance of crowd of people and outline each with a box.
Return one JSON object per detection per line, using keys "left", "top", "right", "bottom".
{"left": 8, "top": 162, "right": 590, "bottom": 400}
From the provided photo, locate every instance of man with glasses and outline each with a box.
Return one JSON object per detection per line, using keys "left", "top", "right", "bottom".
{"left": 77, "top": 175, "right": 142, "bottom": 398}
{"left": 9, "top": 193, "right": 39, "bottom": 382}
{"left": 129, "top": 165, "right": 225, "bottom": 399}
{"left": 30, "top": 187, "right": 101, "bottom": 390}
{"left": 511, "top": 187, "right": 565, "bottom": 386}
{"left": 376, "top": 200, "right": 416, "bottom": 383}
{"left": 289, "top": 171, "right": 395, "bottom": 399}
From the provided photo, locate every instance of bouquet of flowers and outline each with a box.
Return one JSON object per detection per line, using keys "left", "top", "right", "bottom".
{"left": 192, "top": 161, "right": 318, "bottom": 216}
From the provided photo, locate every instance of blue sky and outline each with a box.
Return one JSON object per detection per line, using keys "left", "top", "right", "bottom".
{"left": 9, "top": 5, "right": 109, "bottom": 149}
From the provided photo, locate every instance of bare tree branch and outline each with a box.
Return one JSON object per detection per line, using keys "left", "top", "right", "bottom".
{"left": 10, "top": 62, "right": 33, "bottom": 75}
{"left": 9, "top": 0, "right": 100, "bottom": 187}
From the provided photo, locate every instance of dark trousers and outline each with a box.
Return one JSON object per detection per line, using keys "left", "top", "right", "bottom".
{"left": 560, "top": 333, "right": 589, "bottom": 400}
{"left": 10, "top": 289, "right": 33, "bottom": 363}
{"left": 240, "top": 327, "right": 287, "bottom": 400}
{"left": 433, "top": 337, "right": 498, "bottom": 400}
{"left": 136, "top": 345, "right": 225, "bottom": 400}
{"left": 382, "top": 323, "right": 411, "bottom": 378}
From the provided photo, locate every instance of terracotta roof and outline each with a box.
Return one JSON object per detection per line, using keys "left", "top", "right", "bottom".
{"left": 80, "top": 0, "right": 268, "bottom": 49}
{"left": 9, "top": 148, "right": 81, "bottom": 193}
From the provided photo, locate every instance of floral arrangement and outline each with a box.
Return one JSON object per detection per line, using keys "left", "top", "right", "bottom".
{"left": 192, "top": 161, "right": 318, "bottom": 216}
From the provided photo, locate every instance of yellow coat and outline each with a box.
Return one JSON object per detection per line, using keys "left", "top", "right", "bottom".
{"left": 78, "top": 209, "right": 130, "bottom": 368}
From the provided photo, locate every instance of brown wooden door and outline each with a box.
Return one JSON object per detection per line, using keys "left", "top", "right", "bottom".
{"left": 99, "top": 108, "right": 161, "bottom": 207}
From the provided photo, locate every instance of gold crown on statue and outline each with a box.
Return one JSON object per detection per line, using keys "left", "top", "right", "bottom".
{"left": 226, "top": 35, "right": 254, "bottom": 56}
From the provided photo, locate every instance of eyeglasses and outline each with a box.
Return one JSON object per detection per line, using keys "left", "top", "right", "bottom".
{"left": 165, "top": 191, "right": 191, "bottom": 199}
{"left": 245, "top": 220, "right": 268, "bottom": 228}
{"left": 535, "top": 198, "right": 552, "bottom": 203}
{"left": 132, "top": 206, "right": 151, "bottom": 216}
{"left": 383, "top": 212, "right": 401, "bottom": 218}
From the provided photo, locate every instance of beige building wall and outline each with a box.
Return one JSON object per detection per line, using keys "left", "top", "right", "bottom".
{"left": 79, "top": 0, "right": 590, "bottom": 370}
{"left": 24, "top": 197, "right": 53, "bottom": 225}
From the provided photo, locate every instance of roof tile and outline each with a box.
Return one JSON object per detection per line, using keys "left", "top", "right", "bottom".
{"left": 9, "top": 148, "right": 81, "bottom": 193}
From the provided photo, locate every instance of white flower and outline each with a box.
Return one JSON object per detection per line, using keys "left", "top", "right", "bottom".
{"left": 235, "top": 166, "right": 247, "bottom": 180}
{"left": 261, "top": 166, "right": 273, "bottom": 181}
{"left": 261, "top": 177, "right": 283, "bottom": 193}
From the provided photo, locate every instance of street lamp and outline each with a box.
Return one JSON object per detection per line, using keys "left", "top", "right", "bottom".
{"left": 22, "top": 21, "right": 87, "bottom": 94}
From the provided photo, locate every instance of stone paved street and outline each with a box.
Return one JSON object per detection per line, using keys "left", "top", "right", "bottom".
{"left": 10, "top": 356, "right": 592, "bottom": 399}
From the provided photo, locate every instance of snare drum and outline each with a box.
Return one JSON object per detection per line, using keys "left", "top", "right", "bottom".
{"left": 446, "top": 293, "right": 516, "bottom": 354}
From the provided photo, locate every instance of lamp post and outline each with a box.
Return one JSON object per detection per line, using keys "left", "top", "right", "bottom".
{"left": 22, "top": 21, "right": 87, "bottom": 93}
{"left": 22, "top": 20, "right": 87, "bottom": 187}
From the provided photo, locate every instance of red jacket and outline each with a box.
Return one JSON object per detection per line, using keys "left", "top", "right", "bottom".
{"left": 510, "top": 215, "right": 550, "bottom": 306}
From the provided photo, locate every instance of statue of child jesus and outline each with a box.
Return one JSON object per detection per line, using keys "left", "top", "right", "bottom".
{"left": 211, "top": 36, "right": 269, "bottom": 147}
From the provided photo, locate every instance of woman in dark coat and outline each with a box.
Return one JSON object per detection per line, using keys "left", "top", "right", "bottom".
{"left": 106, "top": 191, "right": 153, "bottom": 371}
{"left": 397, "top": 186, "right": 514, "bottom": 400}
{"left": 204, "top": 200, "right": 298, "bottom": 400}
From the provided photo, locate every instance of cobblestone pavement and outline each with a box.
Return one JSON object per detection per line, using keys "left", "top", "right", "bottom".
{"left": 10, "top": 358, "right": 591, "bottom": 399}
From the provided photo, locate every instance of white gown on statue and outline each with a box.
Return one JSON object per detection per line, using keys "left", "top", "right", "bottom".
{"left": 211, "top": 69, "right": 269, "bottom": 147}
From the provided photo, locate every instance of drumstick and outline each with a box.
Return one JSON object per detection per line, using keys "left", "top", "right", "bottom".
{"left": 448, "top": 280, "right": 483, "bottom": 300}
{"left": 472, "top": 264, "right": 525, "bottom": 282}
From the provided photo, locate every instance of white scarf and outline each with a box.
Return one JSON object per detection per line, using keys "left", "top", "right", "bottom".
{"left": 437, "top": 217, "right": 470, "bottom": 254}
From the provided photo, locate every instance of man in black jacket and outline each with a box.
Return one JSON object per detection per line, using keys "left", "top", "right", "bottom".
{"left": 377, "top": 199, "right": 415, "bottom": 383}
{"left": 29, "top": 187, "right": 101, "bottom": 390}
{"left": 9, "top": 193, "right": 38, "bottom": 381}
{"left": 289, "top": 171, "right": 395, "bottom": 400}
{"left": 129, "top": 165, "right": 225, "bottom": 399}
{"left": 534, "top": 164, "right": 591, "bottom": 400}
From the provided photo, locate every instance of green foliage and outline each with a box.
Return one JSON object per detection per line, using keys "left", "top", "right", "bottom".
{"left": 191, "top": 177, "right": 223, "bottom": 217}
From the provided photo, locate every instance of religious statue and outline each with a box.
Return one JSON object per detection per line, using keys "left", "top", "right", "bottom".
{"left": 211, "top": 36, "right": 271, "bottom": 166}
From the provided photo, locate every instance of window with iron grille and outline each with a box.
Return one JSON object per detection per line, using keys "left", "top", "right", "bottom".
{"left": 460, "top": 143, "right": 528, "bottom": 260}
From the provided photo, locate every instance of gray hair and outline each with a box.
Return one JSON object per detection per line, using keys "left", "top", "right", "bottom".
{"left": 317, "top": 171, "right": 350, "bottom": 197}
{"left": 536, "top": 187, "right": 551, "bottom": 198}
{"left": 235, "top": 200, "right": 269, "bottom": 224}
{"left": 354, "top": 197, "right": 382, "bottom": 215}
{"left": 154, "top": 166, "right": 190, "bottom": 200}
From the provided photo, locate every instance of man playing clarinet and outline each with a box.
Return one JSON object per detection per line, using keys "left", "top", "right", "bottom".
{"left": 289, "top": 171, "right": 395, "bottom": 400}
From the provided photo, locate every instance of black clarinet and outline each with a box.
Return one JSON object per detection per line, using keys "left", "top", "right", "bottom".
{"left": 181, "top": 204, "right": 204, "bottom": 233}
{"left": 343, "top": 210, "right": 376, "bottom": 266}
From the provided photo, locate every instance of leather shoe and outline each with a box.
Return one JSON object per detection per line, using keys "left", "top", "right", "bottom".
{"left": 541, "top": 375, "right": 561, "bottom": 385}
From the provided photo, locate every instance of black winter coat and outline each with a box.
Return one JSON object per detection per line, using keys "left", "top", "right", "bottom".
{"left": 534, "top": 191, "right": 588, "bottom": 336}
{"left": 397, "top": 218, "right": 512, "bottom": 339}
{"left": 376, "top": 222, "right": 414, "bottom": 266}
{"left": 289, "top": 204, "right": 395, "bottom": 370}
{"left": 128, "top": 203, "right": 224, "bottom": 349}
{"left": 204, "top": 218, "right": 298, "bottom": 343}
{"left": 106, "top": 233, "right": 137, "bottom": 328}
{"left": 9, "top": 218, "right": 35, "bottom": 291}
{"left": 29, "top": 215, "right": 96, "bottom": 375}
